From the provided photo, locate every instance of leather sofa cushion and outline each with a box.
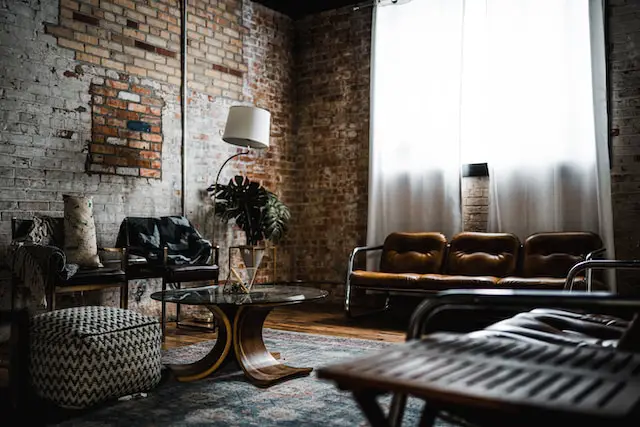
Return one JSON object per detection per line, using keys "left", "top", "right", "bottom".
{"left": 415, "top": 274, "right": 499, "bottom": 290}
{"left": 522, "top": 232, "right": 603, "bottom": 278}
{"left": 380, "top": 232, "right": 446, "bottom": 274}
{"left": 446, "top": 232, "right": 520, "bottom": 277}
{"left": 350, "top": 271, "right": 497, "bottom": 291}
{"left": 497, "top": 276, "right": 607, "bottom": 290}
{"left": 350, "top": 271, "right": 421, "bottom": 290}
{"left": 468, "top": 309, "right": 627, "bottom": 349}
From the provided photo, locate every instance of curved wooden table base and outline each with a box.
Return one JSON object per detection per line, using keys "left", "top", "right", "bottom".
{"left": 169, "top": 304, "right": 312, "bottom": 387}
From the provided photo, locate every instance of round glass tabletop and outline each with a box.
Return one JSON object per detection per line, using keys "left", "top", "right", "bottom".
{"left": 150, "top": 283, "right": 328, "bottom": 306}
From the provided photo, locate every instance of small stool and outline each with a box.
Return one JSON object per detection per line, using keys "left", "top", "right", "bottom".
{"left": 29, "top": 306, "right": 162, "bottom": 408}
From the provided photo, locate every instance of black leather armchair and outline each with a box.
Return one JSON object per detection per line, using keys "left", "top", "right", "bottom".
{"left": 116, "top": 216, "right": 220, "bottom": 339}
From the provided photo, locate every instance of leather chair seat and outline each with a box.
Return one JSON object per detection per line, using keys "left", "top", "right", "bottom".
{"left": 165, "top": 265, "right": 220, "bottom": 283}
{"left": 63, "top": 267, "right": 126, "bottom": 286}
{"left": 468, "top": 309, "right": 628, "bottom": 349}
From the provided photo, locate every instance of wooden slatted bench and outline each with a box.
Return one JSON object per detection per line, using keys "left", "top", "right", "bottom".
{"left": 318, "top": 333, "right": 640, "bottom": 427}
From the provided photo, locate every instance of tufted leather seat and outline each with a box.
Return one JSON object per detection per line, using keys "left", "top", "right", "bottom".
{"left": 380, "top": 232, "right": 447, "bottom": 273}
{"left": 446, "top": 232, "right": 519, "bottom": 277}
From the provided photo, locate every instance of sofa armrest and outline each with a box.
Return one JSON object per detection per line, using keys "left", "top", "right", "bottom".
{"left": 347, "top": 245, "right": 384, "bottom": 276}
{"left": 407, "top": 289, "right": 640, "bottom": 340}
{"left": 345, "top": 245, "right": 384, "bottom": 317}
{"left": 565, "top": 259, "right": 640, "bottom": 291}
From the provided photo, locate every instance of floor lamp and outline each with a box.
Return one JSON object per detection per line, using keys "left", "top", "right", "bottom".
{"left": 212, "top": 106, "right": 271, "bottom": 289}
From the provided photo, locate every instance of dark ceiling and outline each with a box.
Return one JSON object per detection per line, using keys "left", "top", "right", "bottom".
{"left": 252, "top": 0, "right": 363, "bottom": 19}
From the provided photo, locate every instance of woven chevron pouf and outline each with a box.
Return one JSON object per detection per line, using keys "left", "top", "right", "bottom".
{"left": 30, "top": 306, "right": 162, "bottom": 409}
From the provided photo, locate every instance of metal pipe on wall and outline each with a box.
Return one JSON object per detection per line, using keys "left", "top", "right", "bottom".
{"left": 180, "top": 0, "right": 188, "bottom": 216}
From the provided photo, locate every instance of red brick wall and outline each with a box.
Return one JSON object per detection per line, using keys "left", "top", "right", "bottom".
{"left": 291, "top": 7, "right": 372, "bottom": 294}
{"left": 89, "top": 75, "right": 164, "bottom": 178}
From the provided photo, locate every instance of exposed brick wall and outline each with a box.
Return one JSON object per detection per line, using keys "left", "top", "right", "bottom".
{"left": 609, "top": 0, "right": 640, "bottom": 263}
{"left": 89, "top": 74, "right": 164, "bottom": 178}
{"left": 292, "top": 7, "right": 372, "bottom": 299}
{"left": 0, "top": 0, "right": 294, "bottom": 313}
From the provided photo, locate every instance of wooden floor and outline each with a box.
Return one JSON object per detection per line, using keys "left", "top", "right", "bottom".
{"left": 163, "top": 303, "right": 408, "bottom": 350}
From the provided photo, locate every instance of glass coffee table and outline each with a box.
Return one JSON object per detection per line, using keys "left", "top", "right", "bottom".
{"left": 151, "top": 283, "right": 328, "bottom": 387}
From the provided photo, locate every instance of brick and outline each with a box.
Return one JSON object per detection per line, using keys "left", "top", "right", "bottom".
{"left": 128, "top": 103, "right": 147, "bottom": 113}
{"left": 106, "top": 98, "right": 128, "bottom": 109}
{"left": 90, "top": 143, "right": 116, "bottom": 154}
{"left": 101, "top": 58, "right": 126, "bottom": 71}
{"left": 126, "top": 19, "right": 139, "bottom": 29}
{"left": 115, "top": 109, "right": 140, "bottom": 120}
{"left": 125, "top": 64, "right": 147, "bottom": 77}
{"left": 73, "top": 12, "right": 100, "bottom": 26}
{"left": 118, "top": 91, "right": 140, "bottom": 102}
{"left": 134, "top": 40, "right": 156, "bottom": 52}
{"left": 140, "top": 96, "right": 163, "bottom": 106}
{"left": 140, "top": 150, "right": 160, "bottom": 159}
{"left": 106, "top": 79, "right": 129, "bottom": 90}
{"left": 141, "top": 133, "right": 162, "bottom": 142}
{"left": 74, "top": 32, "right": 98, "bottom": 45}
{"left": 61, "top": 0, "right": 79, "bottom": 10}
{"left": 44, "top": 24, "right": 74, "bottom": 40}
{"left": 128, "top": 140, "right": 150, "bottom": 150}
{"left": 131, "top": 85, "right": 152, "bottom": 96}
{"left": 140, "top": 168, "right": 161, "bottom": 178}
{"left": 90, "top": 86, "right": 118, "bottom": 97}
{"left": 85, "top": 45, "right": 110, "bottom": 58}
{"left": 76, "top": 52, "right": 101, "bottom": 65}
{"left": 93, "top": 126, "right": 119, "bottom": 137}
{"left": 111, "top": 34, "right": 135, "bottom": 47}
{"left": 58, "top": 38, "right": 85, "bottom": 52}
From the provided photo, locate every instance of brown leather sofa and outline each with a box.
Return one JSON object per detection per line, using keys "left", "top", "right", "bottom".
{"left": 345, "top": 231, "right": 604, "bottom": 317}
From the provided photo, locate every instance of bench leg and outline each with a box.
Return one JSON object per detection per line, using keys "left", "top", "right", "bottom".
{"left": 120, "top": 282, "right": 129, "bottom": 309}
{"left": 353, "top": 391, "right": 391, "bottom": 427}
{"left": 161, "top": 278, "right": 167, "bottom": 342}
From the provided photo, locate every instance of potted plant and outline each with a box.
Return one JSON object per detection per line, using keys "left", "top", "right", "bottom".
{"left": 207, "top": 175, "right": 290, "bottom": 291}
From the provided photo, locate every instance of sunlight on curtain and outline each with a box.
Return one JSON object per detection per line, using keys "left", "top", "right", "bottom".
{"left": 367, "top": 0, "right": 464, "bottom": 260}
{"left": 480, "top": 0, "right": 607, "bottom": 243}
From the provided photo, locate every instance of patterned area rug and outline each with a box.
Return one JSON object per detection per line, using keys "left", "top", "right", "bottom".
{"left": 56, "top": 329, "right": 455, "bottom": 426}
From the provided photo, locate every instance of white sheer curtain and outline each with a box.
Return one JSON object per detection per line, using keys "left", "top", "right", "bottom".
{"left": 367, "top": 0, "right": 464, "bottom": 261}
{"left": 480, "top": 0, "right": 613, "bottom": 260}
{"left": 369, "top": 0, "right": 613, "bottom": 269}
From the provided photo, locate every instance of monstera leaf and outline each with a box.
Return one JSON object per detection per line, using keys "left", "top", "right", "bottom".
{"left": 208, "top": 175, "right": 289, "bottom": 245}
{"left": 263, "top": 192, "right": 290, "bottom": 244}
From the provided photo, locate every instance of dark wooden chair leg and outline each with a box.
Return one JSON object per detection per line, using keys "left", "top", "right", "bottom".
{"left": 176, "top": 282, "right": 181, "bottom": 324}
{"left": 121, "top": 282, "right": 129, "bottom": 309}
{"left": 418, "top": 403, "right": 438, "bottom": 427}
{"left": 161, "top": 278, "right": 167, "bottom": 341}
{"left": 352, "top": 391, "right": 391, "bottom": 427}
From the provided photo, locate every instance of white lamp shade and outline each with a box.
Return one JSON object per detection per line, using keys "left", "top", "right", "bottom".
{"left": 222, "top": 106, "right": 271, "bottom": 149}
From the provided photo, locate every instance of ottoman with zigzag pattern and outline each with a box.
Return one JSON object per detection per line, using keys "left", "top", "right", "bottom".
{"left": 30, "top": 306, "right": 162, "bottom": 408}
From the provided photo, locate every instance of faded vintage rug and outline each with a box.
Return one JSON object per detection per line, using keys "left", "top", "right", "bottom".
{"left": 55, "top": 329, "right": 455, "bottom": 426}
